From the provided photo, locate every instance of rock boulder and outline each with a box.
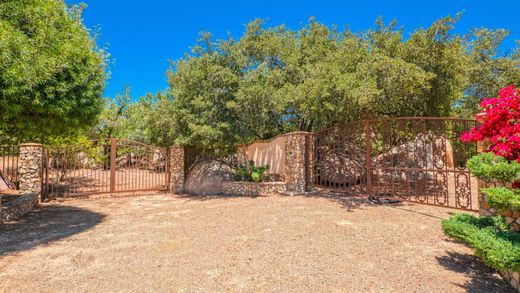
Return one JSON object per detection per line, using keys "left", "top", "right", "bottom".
{"left": 184, "top": 159, "right": 234, "bottom": 195}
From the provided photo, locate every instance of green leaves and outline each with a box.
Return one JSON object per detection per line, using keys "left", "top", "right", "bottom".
{"left": 0, "top": 0, "right": 107, "bottom": 143}
{"left": 233, "top": 160, "right": 269, "bottom": 182}
{"left": 442, "top": 213, "right": 520, "bottom": 271}
{"left": 155, "top": 16, "right": 518, "bottom": 149}
{"left": 467, "top": 153, "right": 520, "bottom": 183}
{"left": 481, "top": 187, "right": 520, "bottom": 211}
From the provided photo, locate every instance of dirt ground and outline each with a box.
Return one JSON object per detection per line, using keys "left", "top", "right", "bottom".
{"left": 0, "top": 194, "right": 514, "bottom": 292}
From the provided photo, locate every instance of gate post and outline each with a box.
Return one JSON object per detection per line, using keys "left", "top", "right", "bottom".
{"left": 168, "top": 145, "right": 185, "bottom": 193}
{"left": 284, "top": 131, "right": 312, "bottom": 193}
{"left": 18, "top": 143, "right": 44, "bottom": 201}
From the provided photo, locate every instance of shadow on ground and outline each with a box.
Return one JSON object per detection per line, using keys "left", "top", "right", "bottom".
{"left": 0, "top": 204, "right": 105, "bottom": 256}
{"left": 176, "top": 191, "right": 380, "bottom": 211}
{"left": 177, "top": 193, "right": 260, "bottom": 201}
{"left": 437, "top": 250, "right": 515, "bottom": 293}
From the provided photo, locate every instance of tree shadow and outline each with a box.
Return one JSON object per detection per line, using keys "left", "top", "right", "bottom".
{"left": 0, "top": 204, "right": 105, "bottom": 256}
{"left": 436, "top": 250, "right": 515, "bottom": 292}
{"left": 176, "top": 193, "right": 262, "bottom": 202}
{"left": 176, "top": 190, "right": 404, "bottom": 212}
{"left": 301, "top": 191, "right": 371, "bottom": 211}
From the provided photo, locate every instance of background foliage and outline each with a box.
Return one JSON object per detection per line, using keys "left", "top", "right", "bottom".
{"left": 149, "top": 16, "right": 519, "bottom": 149}
{"left": 2, "top": 7, "right": 519, "bottom": 149}
{"left": 0, "top": 0, "right": 107, "bottom": 143}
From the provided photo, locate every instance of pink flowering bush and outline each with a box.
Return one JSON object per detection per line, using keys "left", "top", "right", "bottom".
{"left": 461, "top": 86, "right": 520, "bottom": 162}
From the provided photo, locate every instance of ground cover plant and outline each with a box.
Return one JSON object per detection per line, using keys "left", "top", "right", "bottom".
{"left": 442, "top": 213, "right": 520, "bottom": 272}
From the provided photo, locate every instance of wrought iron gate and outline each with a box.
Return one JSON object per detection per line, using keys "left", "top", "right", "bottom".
{"left": 43, "top": 138, "right": 169, "bottom": 198}
{"left": 312, "top": 117, "right": 478, "bottom": 211}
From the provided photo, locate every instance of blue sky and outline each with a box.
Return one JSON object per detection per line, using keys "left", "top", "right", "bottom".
{"left": 66, "top": 0, "right": 520, "bottom": 100}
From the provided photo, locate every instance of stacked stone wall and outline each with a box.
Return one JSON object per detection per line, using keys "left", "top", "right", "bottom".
{"left": 169, "top": 146, "right": 185, "bottom": 194}
{"left": 221, "top": 181, "right": 286, "bottom": 196}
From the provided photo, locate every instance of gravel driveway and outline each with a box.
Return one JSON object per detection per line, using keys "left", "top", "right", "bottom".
{"left": 0, "top": 194, "right": 514, "bottom": 292}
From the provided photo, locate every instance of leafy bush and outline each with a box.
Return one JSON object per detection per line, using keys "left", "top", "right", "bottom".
{"left": 234, "top": 160, "right": 269, "bottom": 182}
{"left": 442, "top": 213, "right": 520, "bottom": 271}
{"left": 467, "top": 152, "right": 520, "bottom": 183}
{"left": 481, "top": 187, "right": 520, "bottom": 211}
{"left": 0, "top": 1, "right": 107, "bottom": 142}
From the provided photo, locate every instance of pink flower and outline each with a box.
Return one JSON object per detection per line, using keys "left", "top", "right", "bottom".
{"left": 461, "top": 86, "right": 520, "bottom": 161}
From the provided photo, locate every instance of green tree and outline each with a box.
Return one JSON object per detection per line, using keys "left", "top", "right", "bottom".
{"left": 0, "top": 0, "right": 107, "bottom": 142}
{"left": 455, "top": 29, "right": 520, "bottom": 117}
{"left": 93, "top": 87, "right": 156, "bottom": 143}
{"left": 153, "top": 16, "right": 519, "bottom": 149}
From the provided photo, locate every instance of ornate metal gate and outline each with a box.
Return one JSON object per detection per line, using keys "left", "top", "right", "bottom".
{"left": 312, "top": 117, "right": 478, "bottom": 211}
{"left": 43, "top": 139, "right": 169, "bottom": 198}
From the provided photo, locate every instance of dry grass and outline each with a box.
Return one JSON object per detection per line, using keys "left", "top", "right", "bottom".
{"left": 0, "top": 194, "right": 514, "bottom": 292}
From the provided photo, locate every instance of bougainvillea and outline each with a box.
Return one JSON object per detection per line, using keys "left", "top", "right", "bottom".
{"left": 461, "top": 86, "right": 520, "bottom": 161}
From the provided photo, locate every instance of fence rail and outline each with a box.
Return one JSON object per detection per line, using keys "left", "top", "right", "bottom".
{"left": 0, "top": 145, "right": 20, "bottom": 190}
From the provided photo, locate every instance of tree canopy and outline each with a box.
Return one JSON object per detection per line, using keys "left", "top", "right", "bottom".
{"left": 0, "top": 0, "right": 107, "bottom": 143}
{"left": 92, "top": 86, "right": 157, "bottom": 143}
{"left": 149, "top": 16, "right": 519, "bottom": 149}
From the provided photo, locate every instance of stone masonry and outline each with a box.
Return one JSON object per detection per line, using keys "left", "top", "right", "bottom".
{"left": 18, "top": 143, "right": 43, "bottom": 197}
{"left": 1, "top": 193, "right": 38, "bottom": 222}
{"left": 169, "top": 146, "right": 185, "bottom": 193}
{"left": 284, "top": 132, "right": 310, "bottom": 193}
{"left": 221, "top": 181, "right": 286, "bottom": 196}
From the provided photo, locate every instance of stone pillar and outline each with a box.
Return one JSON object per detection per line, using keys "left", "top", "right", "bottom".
{"left": 236, "top": 144, "right": 248, "bottom": 167}
{"left": 18, "top": 143, "right": 43, "bottom": 198}
{"left": 169, "top": 146, "right": 185, "bottom": 194}
{"left": 284, "top": 131, "right": 311, "bottom": 193}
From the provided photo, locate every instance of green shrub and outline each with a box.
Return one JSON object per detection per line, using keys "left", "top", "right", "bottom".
{"left": 482, "top": 187, "right": 520, "bottom": 211}
{"left": 234, "top": 165, "right": 250, "bottom": 181}
{"left": 467, "top": 153, "right": 520, "bottom": 183}
{"left": 442, "top": 213, "right": 520, "bottom": 271}
{"left": 233, "top": 160, "right": 269, "bottom": 182}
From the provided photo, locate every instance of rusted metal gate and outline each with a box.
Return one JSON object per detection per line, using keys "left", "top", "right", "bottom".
{"left": 0, "top": 145, "right": 20, "bottom": 190}
{"left": 312, "top": 117, "right": 478, "bottom": 211}
{"left": 43, "top": 138, "right": 169, "bottom": 198}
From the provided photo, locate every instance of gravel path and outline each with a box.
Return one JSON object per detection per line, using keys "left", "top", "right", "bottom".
{"left": 0, "top": 194, "right": 514, "bottom": 292}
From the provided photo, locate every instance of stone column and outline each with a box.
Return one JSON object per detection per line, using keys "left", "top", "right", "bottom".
{"left": 169, "top": 146, "right": 185, "bottom": 194}
{"left": 284, "top": 131, "right": 311, "bottom": 193}
{"left": 236, "top": 144, "right": 248, "bottom": 167}
{"left": 18, "top": 143, "right": 43, "bottom": 199}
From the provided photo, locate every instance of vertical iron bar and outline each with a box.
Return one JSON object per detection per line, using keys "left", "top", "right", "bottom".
{"left": 44, "top": 148, "right": 49, "bottom": 200}
{"left": 110, "top": 138, "right": 116, "bottom": 193}
{"left": 365, "top": 120, "right": 372, "bottom": 197}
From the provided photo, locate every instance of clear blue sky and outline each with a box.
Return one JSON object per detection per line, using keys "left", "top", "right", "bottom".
{"left": 66, "top": 0, "right": 520, "bottom": 99}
